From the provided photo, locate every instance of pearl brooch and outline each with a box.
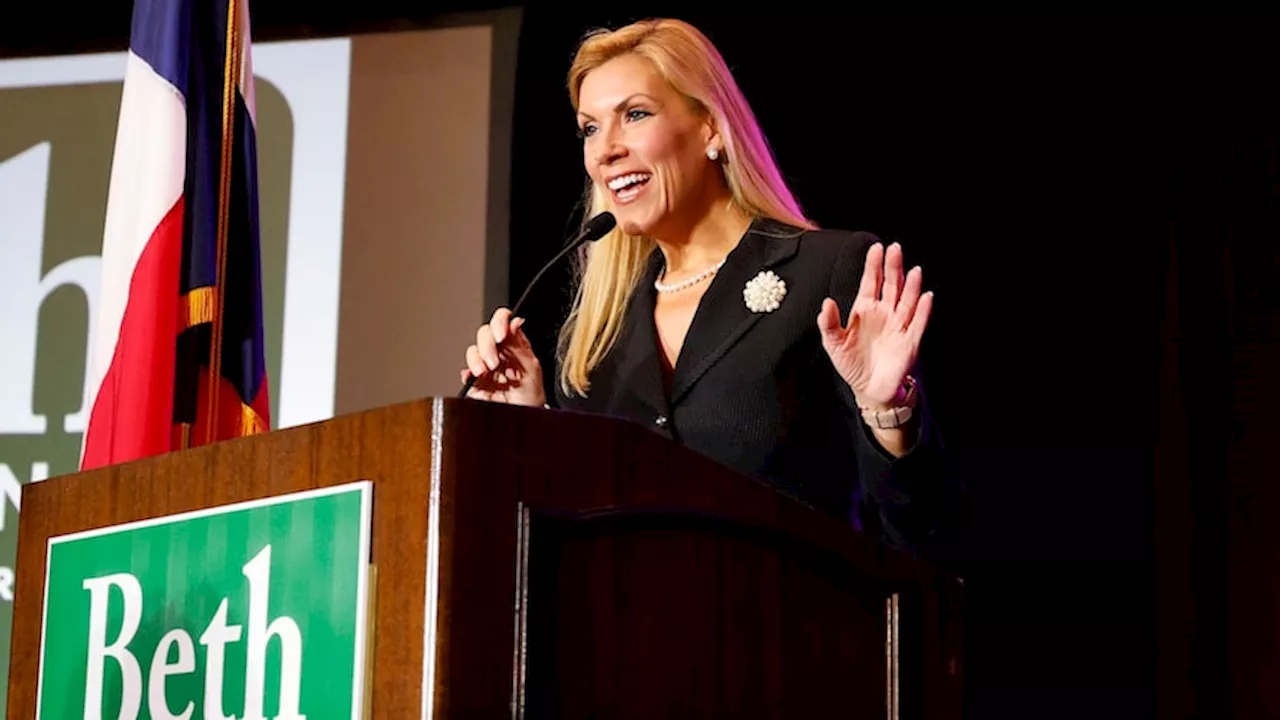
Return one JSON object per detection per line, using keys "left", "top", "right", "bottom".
{"left": 743, "top": 270, "right": 786, "bottom": 313}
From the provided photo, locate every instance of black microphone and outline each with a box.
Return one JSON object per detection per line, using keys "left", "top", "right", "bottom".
{"left": 458, "top": 211, "right": 617, "bottom": 398}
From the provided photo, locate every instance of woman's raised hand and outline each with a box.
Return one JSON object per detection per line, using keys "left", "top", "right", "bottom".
{"left": 461, "top": 307, "right": 547, "bottom": 406}
{"left": 817, "top": 241, "right": 933, "bottom": 410}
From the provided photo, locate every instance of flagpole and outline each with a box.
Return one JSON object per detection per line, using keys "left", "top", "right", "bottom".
{"left": 206, "top": 0, "right": 241, "bottom": 445}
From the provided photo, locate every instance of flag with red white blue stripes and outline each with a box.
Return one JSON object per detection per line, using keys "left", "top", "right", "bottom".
{"left": 81, "top": 0, "right": 270, "bottom": 470}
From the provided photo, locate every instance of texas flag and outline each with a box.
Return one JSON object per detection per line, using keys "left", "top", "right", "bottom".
{"left": 81, "top": 0, "right": 270, "bottom": 471}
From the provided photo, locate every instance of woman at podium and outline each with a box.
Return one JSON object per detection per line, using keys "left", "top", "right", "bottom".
{"left": 461, "top": 18, "right": 961, "bottom": 572}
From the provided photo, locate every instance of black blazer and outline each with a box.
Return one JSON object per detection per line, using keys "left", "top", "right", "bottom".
{"left": 553, "top": 217, "right": 962, "bottom": 572}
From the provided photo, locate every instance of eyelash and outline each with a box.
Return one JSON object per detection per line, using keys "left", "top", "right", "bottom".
{"left": 578, "top": 108, "right": 652, "bottom": 139}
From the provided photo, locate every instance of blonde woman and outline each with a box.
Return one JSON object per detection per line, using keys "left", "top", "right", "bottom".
{"left": 462, "top": 18, "right": 959, "bottom": 568}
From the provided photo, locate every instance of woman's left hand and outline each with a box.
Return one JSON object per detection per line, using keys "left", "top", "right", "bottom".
{"left": 817, "top": 241, "right": 933, "bottom": 410}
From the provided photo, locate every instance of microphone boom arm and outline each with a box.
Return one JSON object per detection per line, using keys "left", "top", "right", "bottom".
{"left": 457, "top": 211, "right": 616, "bottom": 399}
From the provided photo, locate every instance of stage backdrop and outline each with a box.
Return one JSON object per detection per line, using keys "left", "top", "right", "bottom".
{"left": 0, "top": 10, "right": 519, "bottom": 712}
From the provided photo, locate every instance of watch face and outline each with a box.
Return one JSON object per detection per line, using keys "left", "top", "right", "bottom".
{"left": 891, "top": 378, "right": 911, "bottom": 406}
{"left": 901, "top": 376, "right": 919, "bottom": 407}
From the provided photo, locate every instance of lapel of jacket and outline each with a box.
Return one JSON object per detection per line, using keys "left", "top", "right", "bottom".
{"left": 612, "top": 249, "right": 670, "bottom": 417}
{"left": 668, "top": 218, "right": 802, "bottom": 407}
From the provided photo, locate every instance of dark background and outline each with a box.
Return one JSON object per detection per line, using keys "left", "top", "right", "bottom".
{"left": 6, "top": 7, "right": 1279, "bottom": 719}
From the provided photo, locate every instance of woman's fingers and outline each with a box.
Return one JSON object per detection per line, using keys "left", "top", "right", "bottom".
{"left": 506, "top": 316, "right": 530, "bottom": 351}
{"left": 882, "top": 242, "right": 904, "bottom": 308}
{"left": 908, "top": 290, "right": 934, "bottom": 344}
{"left": 857, "top": 242, "right": 884, "bottom": 303}
{"left": 476, "top": 324, "right": 499, "bottom": 370}
{"left": 463, "top": 310, "right": 544, "bottom": 405}
{"left": 894, "top": 266, "right": 924, "bottom": 329}
{"left": 465, "top": 344, "right": 488, "bottom": 379}
{"left": 490, "top": 307, "right": 513, "bottom": 344}
{"left": 816, "top": 298, "right": 846, "bottom": 350}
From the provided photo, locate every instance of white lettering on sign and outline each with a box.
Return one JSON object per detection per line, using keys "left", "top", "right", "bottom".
{"left": 242, "top": 545, "right": 306, "bottom": 720}
{"left": 80, "top": 544, "right": 307, "bottom": 719}
{"left": 199, "top": 599, "right": 242, "bottom": 720}
{"left": 82, "top": 573, "right": 143, "bottom": 720}
{"left": 148, "top": 630, "right": 194, "bottom": 720}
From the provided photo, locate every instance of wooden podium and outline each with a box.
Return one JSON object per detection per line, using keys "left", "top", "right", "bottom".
{"left": 8, "top": 397, "right": 962, "bottom": 719}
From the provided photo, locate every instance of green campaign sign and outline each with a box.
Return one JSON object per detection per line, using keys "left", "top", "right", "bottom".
{"left": 36, "top": 481, "right": 372, "bottom": 720}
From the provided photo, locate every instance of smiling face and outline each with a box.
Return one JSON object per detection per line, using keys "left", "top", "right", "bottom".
{"left": 576, "top": 53, "right": 723, "bottom": 239}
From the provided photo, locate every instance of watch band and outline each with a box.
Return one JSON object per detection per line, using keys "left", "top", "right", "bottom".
{"left": 862, "top": 404, "right": 913, "bottom": 429}
{"left": 859, "top": 375, "right": 918, "bottom": 430}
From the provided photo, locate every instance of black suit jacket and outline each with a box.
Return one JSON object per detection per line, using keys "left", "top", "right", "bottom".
{"left": 553, "top": 217, "right": 962, "bottom": 572}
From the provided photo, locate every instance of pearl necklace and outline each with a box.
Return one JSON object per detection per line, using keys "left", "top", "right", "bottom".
{"left": 654, "top": 258, "right": 727, "bottom": 293}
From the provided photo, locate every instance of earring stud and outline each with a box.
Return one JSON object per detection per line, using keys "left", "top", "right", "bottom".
{"left": 707, "top": 147, "right": 720, "bottom": 161}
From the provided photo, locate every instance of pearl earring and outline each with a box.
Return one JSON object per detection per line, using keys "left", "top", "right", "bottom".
{"left": 707, "top": 147, "right": 720, "bottom": 161}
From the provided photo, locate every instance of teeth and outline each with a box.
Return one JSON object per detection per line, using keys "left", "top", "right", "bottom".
{"left": 607, "top": 173, "right": 651, "bottom": 191}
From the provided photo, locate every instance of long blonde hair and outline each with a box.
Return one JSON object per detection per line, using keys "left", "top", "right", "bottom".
{"left": 557, "top": 18, "right": 815, "bottom": 396}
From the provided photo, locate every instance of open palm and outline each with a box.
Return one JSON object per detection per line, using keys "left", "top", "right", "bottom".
{"left": 818, "top": 241, "right": 932, "bottom": 409}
